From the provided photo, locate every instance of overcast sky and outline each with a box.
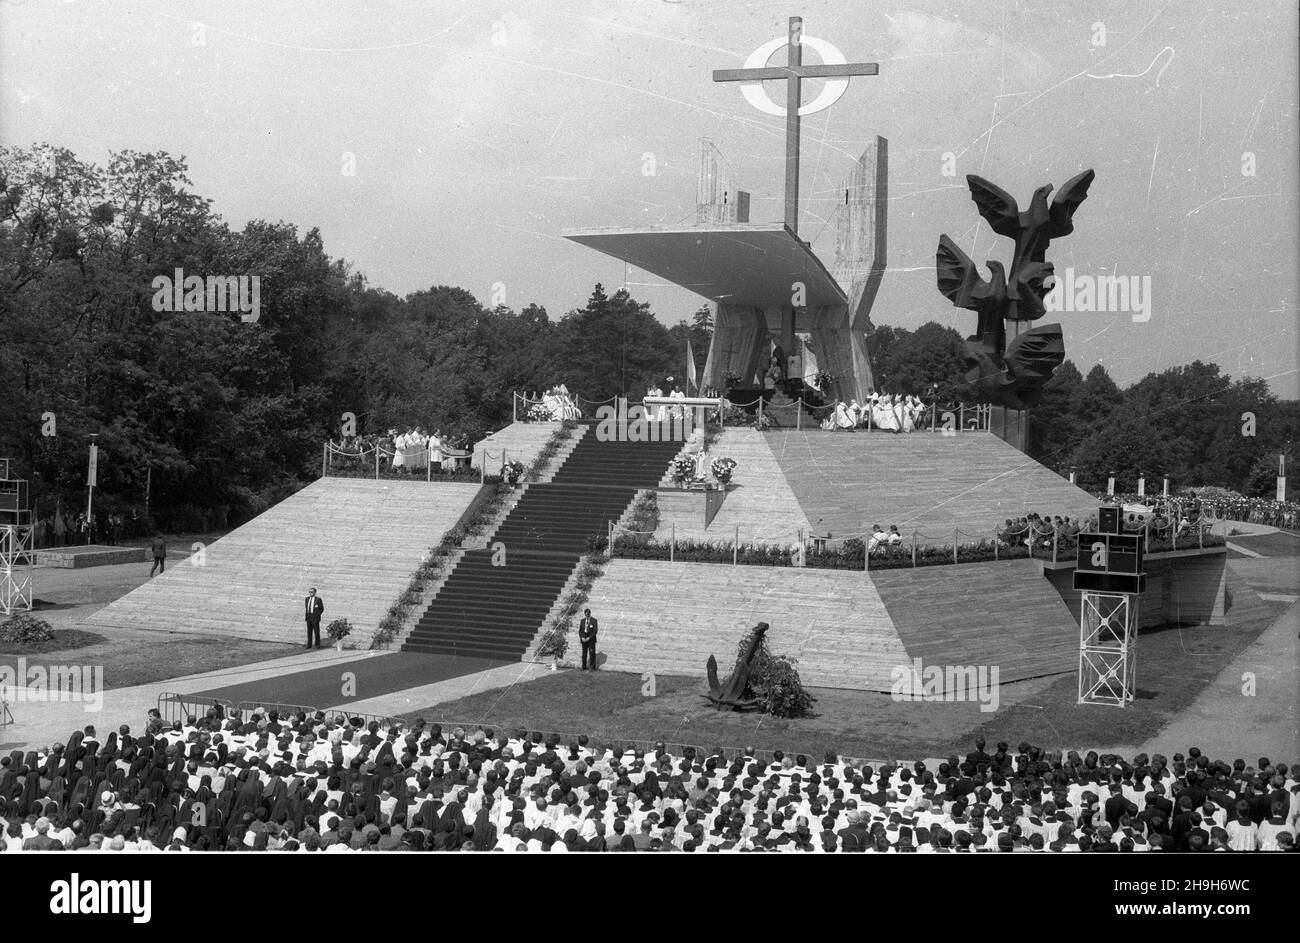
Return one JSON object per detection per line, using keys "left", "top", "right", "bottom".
{"left": 4, "top": 0, "right": 1297, "bottom": 396}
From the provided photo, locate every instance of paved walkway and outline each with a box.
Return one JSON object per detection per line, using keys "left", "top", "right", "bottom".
{"left": 326, "top": 661, "right": 550, "bottom": 718}
{"left": 1, "top": 645, "right": 360, "bottom": 752}
{"left": 0, "top": 642, "right": 543, "bottom": 752}
{"left": 1101, "top": 601, "right": 1298, "bottom": 762}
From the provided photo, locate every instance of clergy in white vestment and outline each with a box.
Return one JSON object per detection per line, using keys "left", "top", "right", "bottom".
{"left": 832, "top": 401, "right": 854, "bottom": 429}
{"left": 874, "top": 394, "right": 901, "bottom": 432}
{"left": 392, "top": 431, "right": 407, "bottom": 467}
{"left": 909, "top": 396, "right": 926, "bottom": 431}
{"left": 892, "top": 396, "right": 907, "bottom": 432}
{"left": 647, "top": 386, "right": 663, "bottom": 422}
{"left": 847, "top": 400, "right": 862, "bottom": 427}
{"left": 670, "top": 386, "right": 686, "bottom": 421}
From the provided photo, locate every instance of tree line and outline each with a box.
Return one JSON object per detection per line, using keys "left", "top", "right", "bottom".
{"left": 0, "top": 144, "right": 1292, "bottom": 533}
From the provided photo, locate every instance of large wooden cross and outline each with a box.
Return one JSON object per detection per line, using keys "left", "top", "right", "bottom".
{"left": 713, "top": 16, "right": 878, "bottom": 237}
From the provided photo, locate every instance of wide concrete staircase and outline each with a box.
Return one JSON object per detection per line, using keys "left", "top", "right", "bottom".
{"left": 401, "top": 430, "right": 681, "bottom": 659}
{"left": 582, "top": 559, "right": 909, "bottom": 690}
{"left": 82, "top": 479, "right": 483, "bottom": 646}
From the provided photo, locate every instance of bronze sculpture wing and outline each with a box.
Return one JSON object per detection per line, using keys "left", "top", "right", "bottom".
{"left": 1048, "top": 168, "right": 1095, "bottom": 237}
{"left": 935, "top": 234, "right": 986, "bottom": 309}
{"left": 966, "top": 175, "right": 1021, "bottom": 238}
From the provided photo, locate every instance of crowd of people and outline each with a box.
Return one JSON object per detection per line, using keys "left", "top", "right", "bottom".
{"left": 3, "top": 711, "right": 1294, "bottom": 852}
{"left": 325, "top": 429, "right": 472, "bottom": 474}
{"left": 821, "top": 393, "right": 929, "bottom": 432}
{"left": 29, "top": 510, "right": 133, "bottom": 549}
{"left": 1191, "top": 494, "right": 1297, "bottom": 530}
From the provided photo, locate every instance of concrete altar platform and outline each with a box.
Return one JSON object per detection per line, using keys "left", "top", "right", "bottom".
{"left": 33, "top": 545, "right": 148, "bottom": 568}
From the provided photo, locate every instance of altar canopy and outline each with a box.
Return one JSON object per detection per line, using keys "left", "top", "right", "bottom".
{"left": 564, "top": 17, "right": 887, "bottom": 404}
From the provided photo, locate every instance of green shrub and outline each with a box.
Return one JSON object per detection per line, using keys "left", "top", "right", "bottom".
{"left": 0, "top": 613, "right": 55, "bottom": 644}
{"left": 731, "top": 624, "right": 816, "bottom": 718}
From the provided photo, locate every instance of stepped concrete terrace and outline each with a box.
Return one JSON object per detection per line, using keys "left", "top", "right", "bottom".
{"left": 869, "top": 558, "right": 1080, "bottom": 683}
{"left": 82, "top": 478, "right": 482, "bottom": 647}
{"left": 580, "top": 555, "right": 1084, "bottom": 690}
{"left": 582, "top": 559, "right": 907, "bottom": 690}
{"left": 472, "top": 421, "right": 565, "bottom": 474}
{"left": 765, "top": 429, "right": 1096, "bottom": 540}
{"left": 402, "top": 428, "right": 682, "bottom": 660}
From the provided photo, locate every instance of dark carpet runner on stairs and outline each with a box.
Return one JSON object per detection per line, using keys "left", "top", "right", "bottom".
{"left": 401, "top": 429, "right": 682, "bottom": 659}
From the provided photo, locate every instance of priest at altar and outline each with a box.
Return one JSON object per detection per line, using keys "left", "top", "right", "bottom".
{"left": 646, "top": 384, "right": 664, "bottom": 421}
{"left": 668, "top": 384, "right": 687, "bottom": 421}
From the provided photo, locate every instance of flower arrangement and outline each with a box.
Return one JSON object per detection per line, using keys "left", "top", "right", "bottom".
{"left": 502, "top": 459, "right": 526, "bottom": 486}
{"left": 325, "top": 618, "right": 353, "bottom": 642}
{"left": 671, "top": 455, "right": 697, "bottom": 487}
{"left": 711, "top": 456, "right": 737, "bottom": 485}
{"left": 813, "top": 370, "right": 834, "bottom": 392}
{"left": 526, "top": 402, "right": 551, "bottom": 422}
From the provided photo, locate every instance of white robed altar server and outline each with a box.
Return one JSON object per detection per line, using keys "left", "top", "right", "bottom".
{"left": 669, "top": 385, "right": 686, "bottom": 421}
{"left": 821, "top": 401, "right": 855, "bottom": 430}
{"left": 646, "top": 385, "right": 664, "bottom": 421}
{"left": 892, "top": 396, "right": 907, "bottom": 432}
{"left": 873, "top": 394, "right": 901, "bottom": 432}
{"left": 903, "top": 395, "right": 925, "bottom": 432}
{"left": 847, "top": 399, "right": 862, "bottom": 427}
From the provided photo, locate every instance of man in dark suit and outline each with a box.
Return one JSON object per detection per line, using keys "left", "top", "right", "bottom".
{"left": 150, "top": 535, "right": 167, "bottom": 576}
{"left": 1104, "top": 783, "right": 1138, "bottom": 830}
{"left": 578, "top": 608, "right": 598, "bottom": 670}
{"left": 305, "top": 587, "right": 324, "bottom": 648}
{"left": 965, "top": 738, "right": 991, "bottom": 773}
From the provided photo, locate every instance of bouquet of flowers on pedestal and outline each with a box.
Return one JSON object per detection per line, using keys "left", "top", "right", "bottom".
{"left": 326, "top": 618, "right": 353, "bottom": 650}
{"left": 526, "top": 402, "right": 551, "bottom": 422}
{"left": 503, "top": 460, "right": 526, "bottom": 486}
{"left": 711, "top": 457, "right": 737, "bottom": 486}
{"left": 671, "top": 455, "right": 697, "bottom": 487}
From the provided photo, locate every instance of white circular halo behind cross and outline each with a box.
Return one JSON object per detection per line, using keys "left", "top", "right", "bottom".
{"left": 739, "top": 34, "right": 849, "bottom": 117}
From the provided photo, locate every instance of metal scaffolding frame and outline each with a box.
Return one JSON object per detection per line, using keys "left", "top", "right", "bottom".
{"left": 0, "top": 463, "right": 33, "bottom": 616}
{"left": 1077, "top": 590, "right": 1138, "bottom": 707}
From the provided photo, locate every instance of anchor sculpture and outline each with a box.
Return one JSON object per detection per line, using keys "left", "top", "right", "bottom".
{"left": 935, "top": 169, "right": 1095, "bottom": 409}
{"left": 702, "top": 621, "right": 768, "bottom": 711}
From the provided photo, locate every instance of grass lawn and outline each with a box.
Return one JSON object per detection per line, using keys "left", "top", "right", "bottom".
{"left": 403, "top": 609, "right": 1284, "bottom": 760}
{"left": 0, "top": 630, "right": 299, "bottom": 690}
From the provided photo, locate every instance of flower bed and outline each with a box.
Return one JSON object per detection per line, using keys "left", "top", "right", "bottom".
{"left": 609, "top": 530, "right": 1225, "bottom": 572}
